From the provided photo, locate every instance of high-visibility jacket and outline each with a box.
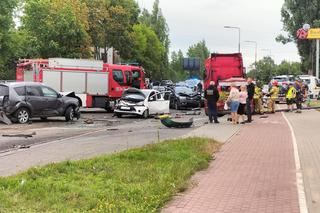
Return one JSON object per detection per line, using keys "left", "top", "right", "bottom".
{"left": 253, "top": 87, "right": 262, "bottom": 100}
{"left": 286, "top": 87, "right": 296, "bottom": 99}
{"left": 269, "top": 86, "right": 280, "bottom": 100}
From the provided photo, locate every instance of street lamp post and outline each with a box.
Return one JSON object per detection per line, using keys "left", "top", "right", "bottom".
{"left": 224, "top": 26, "right": 241, "bottom": 53}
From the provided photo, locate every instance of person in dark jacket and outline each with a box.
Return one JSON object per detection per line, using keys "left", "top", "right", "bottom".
{"left": 205, "top": 81, "right": 220, "bottom": 123}
{"left": 246, "top": 78, "right": 255, "bottom": 123}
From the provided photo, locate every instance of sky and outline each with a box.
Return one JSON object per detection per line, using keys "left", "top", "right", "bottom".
{"left": 137, "top": 0, "right": 301, "bottom": 69}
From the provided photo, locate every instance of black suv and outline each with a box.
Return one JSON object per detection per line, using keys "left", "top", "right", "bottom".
{"left": 0, "top": 82, "right": 80, "bottom": 124}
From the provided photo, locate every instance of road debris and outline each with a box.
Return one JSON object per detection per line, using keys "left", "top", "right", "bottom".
{"left": 2, "top": 132, "right": 36, "bottom": 138}
{"left": 12, "top": 144, "right": 31, "bottom": 149}
{"left": 0, "top": 111, "right": 12, "bottom": 125}
{"left": 84, "top": 118, "right": 94, "bottom": 124}
{"left": 159, "top": 115, "right": 193, "bottom": 128}
{"left": 107, "top": 128, "right": 119, "bottom": 131}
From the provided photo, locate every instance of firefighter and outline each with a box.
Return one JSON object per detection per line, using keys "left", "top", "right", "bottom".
{"left": 253, "top": 85, "right": 263, "bottom": 114}
{"left": 267, "top": 81, "right": 280, "bottom": 113}
{"left": 286, "top": 83, "right": 296, "bottom": 112}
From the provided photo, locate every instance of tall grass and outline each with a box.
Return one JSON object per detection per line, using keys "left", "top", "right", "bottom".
{"left": 0, "top": 137, "right": 220, "bottom": 213}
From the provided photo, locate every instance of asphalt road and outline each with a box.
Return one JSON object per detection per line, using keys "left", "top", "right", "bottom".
{"left": 0, "top": 109, "right": 207, "bottom": 153}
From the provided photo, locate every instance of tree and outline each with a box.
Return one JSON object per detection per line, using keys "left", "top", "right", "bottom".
{"left": 169, "top": 50, "right": 188, "bottom": 81}
{"left": 247, "top": 57, "right": 277, "bottom": 84}
{"left": 139, "top": 0, "right": 170, "bottom": 79}
{"left": 247, "top": 57, "right": 302, "bottom": 85}
{"left": 187, "top": 40, "right": 210, "bottom": 77}
{"left": 22, "top": 0, "right": 92, "bottom": 58}
{"left": 131, "top": 24, "right": 165, "bottom": 80}
{"left": 84, "top": 0, "right": 140, "bottom": 61}
{"left": 0, "top": 0, "right": 18, "bottom": 79}
{"left": 276, "top": 61, "right": 302, "bottom": 76}
{"left": 279, "top": 0, "right": 320, "bottom": 71}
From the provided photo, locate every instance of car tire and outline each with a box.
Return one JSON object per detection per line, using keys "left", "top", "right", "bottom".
{"left": 116, "top": 113, "right": 122, "bottom": 118}
{"left": 142, "top": 110, "right": 149, "bottom": 119}
{"left": 15, "top": 108, "right": 30, "bottom": 124}
{"left": 175, "top": 100, "right": 180, "bottom": 110}
{"left": 65, "top": 106, "right": 75, "bottom": 122}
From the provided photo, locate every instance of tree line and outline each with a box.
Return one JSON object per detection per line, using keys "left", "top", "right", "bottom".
{"left": 0, "top": 0, "right": 212, "bottom": 82}
{"left": 247, "top": 57, "right": 302, "bottom": 85}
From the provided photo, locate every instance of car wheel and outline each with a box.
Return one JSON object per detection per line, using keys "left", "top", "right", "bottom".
{"left": 116, "top": 113, "right": 122, "bottom": 118}
{"left": 65, "top": 106, "right": 75, "bottom": 122}
{"left": 175, "top": 100, "right": 180, "bottom": 110}
{"left": 15, "top": 108, "right": 30, "bottom": 124}
{"left": 142, "top": 110, "right": 149, "bottom": 119}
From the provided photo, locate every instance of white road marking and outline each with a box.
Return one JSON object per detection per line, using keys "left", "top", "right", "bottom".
{"left": 282, "top": 112, "right": 309, "bottom": 213}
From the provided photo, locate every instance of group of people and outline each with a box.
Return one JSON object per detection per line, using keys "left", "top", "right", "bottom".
{"left": 283, "top": 80, "right": 309, "bottom": 112}
{"left": 204, "top": 77, "right": 310, "bottom": 124}
{"left": 204, "top": 78, "right": 255, "bottom": 124}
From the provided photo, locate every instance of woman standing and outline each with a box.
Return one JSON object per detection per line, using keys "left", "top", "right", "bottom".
{"left": 227, "top": 83, "right": 240, "bottom": 124}
{"left": 238, "top": 85, "right": 248, "bottom": 124}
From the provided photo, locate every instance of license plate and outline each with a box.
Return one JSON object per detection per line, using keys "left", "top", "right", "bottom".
{"left": 121, "top": 106, "right": 130, "bottom": 110}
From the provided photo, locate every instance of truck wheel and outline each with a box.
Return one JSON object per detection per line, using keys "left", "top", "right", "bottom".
{"left": 65, "top": 106, "right": 75, "bottom": 122}
{"left": 15, "top": 108, "right": 30, "bottom": 124}
{"left": 142, "top": 110, "right": 149, "bottom": 119}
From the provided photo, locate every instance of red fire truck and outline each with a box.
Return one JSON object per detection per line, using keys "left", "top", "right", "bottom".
{"left": 204, "top": 53, "right": 246, "bottom": 115}
{"left": 16, "top": 58, "right": 146, "bottom": 110}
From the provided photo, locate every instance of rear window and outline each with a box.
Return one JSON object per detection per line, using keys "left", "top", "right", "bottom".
{"left": 14, "top": 86, "right": 26, "bottom": 96}
{"left": 0, "top": 85, "right": 9, "bottom": 96}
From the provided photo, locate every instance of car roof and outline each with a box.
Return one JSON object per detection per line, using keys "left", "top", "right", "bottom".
{"left": 0, "top": 81, "right": 44, "bottom": 87}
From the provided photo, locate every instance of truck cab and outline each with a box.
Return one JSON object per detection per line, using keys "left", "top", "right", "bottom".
{"left": 204, "top": 53, "right": 245, "bottom": 116}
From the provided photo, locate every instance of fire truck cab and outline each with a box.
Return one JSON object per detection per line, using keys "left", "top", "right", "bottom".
{"left": 16, "top": 58, "right": 145, "bottom": 110}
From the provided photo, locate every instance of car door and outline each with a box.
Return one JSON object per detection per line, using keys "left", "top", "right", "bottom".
{"left": 155, "top": 92, "right": 170, "bottom": 114}
{"left": 147, "top": 91, "right": 158, "bottom": 115}
{"left": 40, "top": 86, "right": 62, "bottom": 116}
{"left": 148, "top": 92, "right": 169, "bottom": 114}
{"left": 26, "top": 86, "right": 46, "bottom": 116}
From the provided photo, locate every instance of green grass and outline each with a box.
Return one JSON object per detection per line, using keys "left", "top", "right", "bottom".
{"left": 309, "top": 100, "right": 320, "bottom": 108}
{"left": 0, "top": 137, "right": 220, "bottom": 213}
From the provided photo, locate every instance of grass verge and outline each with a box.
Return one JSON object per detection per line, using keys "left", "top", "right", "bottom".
{"left": 0, "top": 137, "right": 220, "bottom": 213}
{"left": 309, "top": 100, "right": 320, "bottom": 108}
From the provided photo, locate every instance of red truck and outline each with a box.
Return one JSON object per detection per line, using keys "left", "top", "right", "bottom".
{"left": 204, "top": 53, "right": 246, "bottom": 115}
{"left": 16, "top": 58, "right": 146, "bottom": 110}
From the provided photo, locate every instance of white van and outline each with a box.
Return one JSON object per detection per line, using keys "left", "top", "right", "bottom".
{"left": 298, "top": 75, "right": 320, "bottom": 99}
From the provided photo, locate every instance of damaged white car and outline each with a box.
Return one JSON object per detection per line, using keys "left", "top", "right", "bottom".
{"left": 114, "top": 88, "right": 170, "bottom": 118}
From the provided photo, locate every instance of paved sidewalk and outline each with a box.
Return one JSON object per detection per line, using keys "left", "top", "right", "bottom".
{"left": 285, "top": 110, "right": 320, "bottom": 213}
{"left": 163, "top": 113, "right": 299, "bottom": 213}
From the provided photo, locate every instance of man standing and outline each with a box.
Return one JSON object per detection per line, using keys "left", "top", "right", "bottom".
{"left": 286, "top": 83, "right": 296, "bottom": 112}
{"left": 205, "top": 81, "right": 220, "bottom": 123}
{"left": 246, "top": 78, "right": 255, "bottom": 123}
{"left": 267, "top": 81, "right": 280, "bottom": 113}
{"left": 294, "top": 80, "right": 303, "bottom": 113}
{"left": 253, "top": 85, "right": 263, "bottom": 114}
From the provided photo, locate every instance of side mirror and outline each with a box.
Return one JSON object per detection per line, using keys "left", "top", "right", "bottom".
{"left": 57, "top": 93, "right": 62, "bottom": 98}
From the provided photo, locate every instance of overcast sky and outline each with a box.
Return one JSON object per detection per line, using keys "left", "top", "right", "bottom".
{"left": 138, "top": 0, "right": 300, "bottom": 68}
